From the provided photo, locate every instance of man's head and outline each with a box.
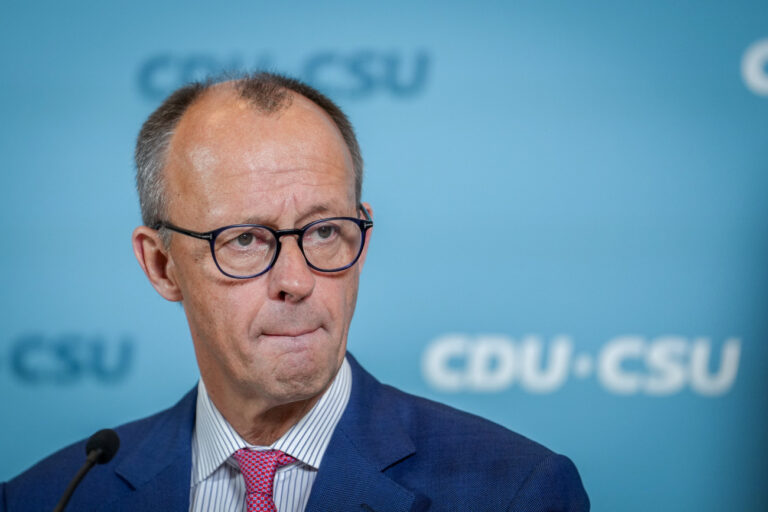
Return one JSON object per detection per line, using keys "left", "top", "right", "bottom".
{"left": 135, "top": 73, "right": 365, "bottom": 239}
{"left": 131, "top": 73, "right": 372, "bottom": 415}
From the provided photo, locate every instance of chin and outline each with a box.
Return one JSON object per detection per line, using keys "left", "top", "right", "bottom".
{"left": 268, "top": 353, "right": 339, "bottom": 402}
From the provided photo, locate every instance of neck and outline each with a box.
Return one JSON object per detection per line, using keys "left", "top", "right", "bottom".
{"left": 202, "top": 379, "right": 329, "bottom": 446}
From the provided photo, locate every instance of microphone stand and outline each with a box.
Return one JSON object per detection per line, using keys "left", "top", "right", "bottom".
{"left": 52, "top": 448, "right": 103, "bottom": 512}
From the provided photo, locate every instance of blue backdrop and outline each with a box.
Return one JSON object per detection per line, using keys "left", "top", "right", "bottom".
{"left": 2, "top": 1, "right": 767, "bottom": 510}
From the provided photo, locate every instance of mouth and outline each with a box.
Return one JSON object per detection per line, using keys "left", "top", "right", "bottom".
{"left": 258, "top": 328, "right": 322, "bottom": 353}
{"left": 260, "top": 327, "right": 321, "bottom": 338}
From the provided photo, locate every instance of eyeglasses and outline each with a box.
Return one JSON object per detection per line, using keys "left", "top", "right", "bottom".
{"left": 154, "top": 205, "right": 373, "bottom": 279}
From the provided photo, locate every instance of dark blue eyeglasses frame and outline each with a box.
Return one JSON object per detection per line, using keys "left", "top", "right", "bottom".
{"left": 153, "top": 205, "right": 373, "bottom": 280}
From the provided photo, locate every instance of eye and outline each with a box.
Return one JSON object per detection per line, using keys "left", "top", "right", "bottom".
{"left": 236, "top": 233, "right": 254, "bottom": 246}
{"left": 217, "top": 227, "right": 273, "bottom": 253}
{"left": 315, "top": 225, "right": 335, "bottom": 239}
{"left": 305, "top": 222, "right": 340, "bottom": 244}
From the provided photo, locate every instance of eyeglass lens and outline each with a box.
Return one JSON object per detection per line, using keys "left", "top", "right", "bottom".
{"left": 212, "top": 219, "right": 364, "bottom": 277}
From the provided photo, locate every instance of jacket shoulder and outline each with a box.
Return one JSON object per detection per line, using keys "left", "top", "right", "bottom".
{"left": 376, "top": 384, "right": 590, "bottom": 511}
{"left": 381, "top": 382, "right": 554, "bottom": 462}
{"left": 2, "top": 388, "right": 196, "bottom": 512}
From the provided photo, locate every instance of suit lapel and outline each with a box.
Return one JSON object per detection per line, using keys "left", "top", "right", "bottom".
{"left": 106, "top": 387, "right": 197, "bottom": 511}
{"left": 305, "top": 429, "right": 418, "bottom": 512}
{"left": 306, "top": 354, "right": 430, "bottom": 512}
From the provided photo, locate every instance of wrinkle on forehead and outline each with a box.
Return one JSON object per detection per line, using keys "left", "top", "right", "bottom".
{"left": 172, "top": 89, "right": 353, "bottom": 174}
{"left": 164, "top": 87, "right": 356, "bottom": 226}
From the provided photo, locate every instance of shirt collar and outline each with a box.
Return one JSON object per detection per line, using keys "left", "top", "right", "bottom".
{"left": 191, "top": 356, "right": 352, "bottom": 486}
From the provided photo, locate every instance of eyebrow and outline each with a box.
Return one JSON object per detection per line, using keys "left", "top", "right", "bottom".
{"left": 240, "top": 202, "right": 339, "bottom": 227}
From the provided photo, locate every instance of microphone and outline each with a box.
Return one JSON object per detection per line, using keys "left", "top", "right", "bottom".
{"left": 52, "top": 429, "right": 120, "bottom": 512}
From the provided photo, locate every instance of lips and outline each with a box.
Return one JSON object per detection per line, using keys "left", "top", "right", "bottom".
{"left": 261, "top": 327, "right": 320, "bottom": 338}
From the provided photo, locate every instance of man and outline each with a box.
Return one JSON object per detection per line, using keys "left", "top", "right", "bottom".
{"left": 0, "top": 73, "right": 589, "bottom": 511}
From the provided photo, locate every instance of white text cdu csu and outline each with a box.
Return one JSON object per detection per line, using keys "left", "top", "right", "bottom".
{"left": 742, "top": 38, "right": 768, "bottom": 96}
{"left": 422, "top": 334, "right": 740, "bottom": 396}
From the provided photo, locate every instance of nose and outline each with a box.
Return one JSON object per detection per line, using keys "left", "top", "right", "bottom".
{"left": 267, "top": 235, "right": 315, "bottom": 303}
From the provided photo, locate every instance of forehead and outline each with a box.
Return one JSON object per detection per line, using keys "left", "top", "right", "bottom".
{"left": 164, "top": 86, "right": 356, "bottom": 223}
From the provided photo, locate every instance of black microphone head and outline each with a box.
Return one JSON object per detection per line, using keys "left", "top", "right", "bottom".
{"left": 85, "top": 429, "right": 120, "bottom": 464}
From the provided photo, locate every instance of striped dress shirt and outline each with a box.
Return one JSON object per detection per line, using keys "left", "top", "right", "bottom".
{"left": 189, "top": 357, "right": 352, "bottom": 512}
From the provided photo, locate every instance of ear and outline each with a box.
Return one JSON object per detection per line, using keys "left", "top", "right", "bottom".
{"left": 357, "top": 202, "right": 374, "bottom": 270}
{"left": 131, "top": 226, "right": 183, "bottom": 302}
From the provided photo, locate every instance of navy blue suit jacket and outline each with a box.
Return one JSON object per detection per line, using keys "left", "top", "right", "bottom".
{"left": 1, "top": 354, "right": 589, "bottom": 511}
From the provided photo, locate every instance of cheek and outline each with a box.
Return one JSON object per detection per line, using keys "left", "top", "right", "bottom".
{"left": 326, "top": 272, "right": 360, "bottom": 329}
{"left": 181, "top": 275, "right": 264, "bottom": 347}
{"left": 182, "top": 288, "right": 227, "bottom": 354}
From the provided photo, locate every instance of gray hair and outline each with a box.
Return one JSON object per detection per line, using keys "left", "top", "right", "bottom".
{"left": 134, "top": 72, "right": 364, "bottom": 239}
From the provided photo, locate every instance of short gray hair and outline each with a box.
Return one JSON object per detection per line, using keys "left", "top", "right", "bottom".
{"left": 134, "top": 72, "right": 364, "bottom": 234}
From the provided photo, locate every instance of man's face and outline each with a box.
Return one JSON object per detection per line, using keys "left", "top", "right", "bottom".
{"left": 161, "top": 88, "right": 368, "bottom": 408}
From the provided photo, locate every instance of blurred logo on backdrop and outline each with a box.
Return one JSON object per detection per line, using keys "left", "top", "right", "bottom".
{"left": 742, "top": 38, "right": 768, "bottom": 97}
{"left": 137, "top": 50, "right": 430, "bottom": 101}
{"left": 422, "top": 334, "right": 741, "bottom": 396}
{"left": 2, "top": 334, "right": 134, "bottom": 385}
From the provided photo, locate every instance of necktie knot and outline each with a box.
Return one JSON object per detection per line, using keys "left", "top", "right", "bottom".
{"left": 233, "top": 448, "right": 296, "bottom": 511}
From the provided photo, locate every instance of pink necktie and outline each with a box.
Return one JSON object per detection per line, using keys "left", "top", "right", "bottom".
{"left": 233, "top": 448, "right": 297, "bottom": 512}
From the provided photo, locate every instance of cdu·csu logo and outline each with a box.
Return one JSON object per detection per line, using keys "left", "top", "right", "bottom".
{"left": 742, "top": 38, "right": 768, "bottom": 96}
{"left": 422, "top": 334, "right": 741, "bottom": 396}
{"left": 2, "top": 333, "right": 134, "bottom": 385}
{"left": 137, "top": 50, "right": 430, "bottom": 101}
